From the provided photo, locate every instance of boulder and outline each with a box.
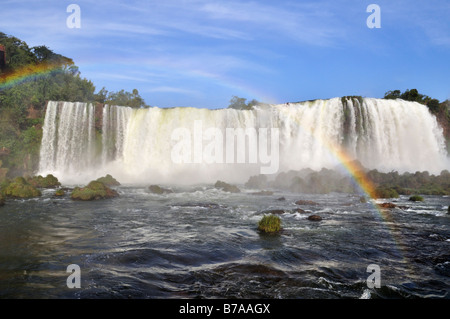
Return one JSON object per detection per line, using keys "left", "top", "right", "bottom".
{"left": 277, "top": 197, "right": 286, "bottom": 201}
{"left": 96, "top": 174, "right": 120, "bottom": 186}
{"left": 27, "top": 174, "right": 61, "bottom": 188}
{"left": 214, "top": 180, "right": 240, "bottom": 193}
{"left": 71, "top": 181, "right": 119, "bottom": 201}
{"left": 2, "top": 177, "right": 41, "bottom": 198}
{"left": 148, "top": 185, "right": 173, "bottom": 195}
{"left": 54, "top": 189, "right": 65, "bottom": 196}
{"left": 378, "top": 202, "right": 397, "bottom": 209}
{"left": 307, "top": 214, "right": 322, "bottom": 221}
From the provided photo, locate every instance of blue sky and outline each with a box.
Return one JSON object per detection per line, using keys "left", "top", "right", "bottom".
{"left": 1, "top": 0, "right": 449, "bottom": 108}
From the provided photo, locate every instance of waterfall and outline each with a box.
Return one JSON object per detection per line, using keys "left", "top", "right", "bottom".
{"left": 38, "top": 98, "right": 449, "bottom": 184}
{"left": 39, "top": 101, "right": 96, "bottom": 179}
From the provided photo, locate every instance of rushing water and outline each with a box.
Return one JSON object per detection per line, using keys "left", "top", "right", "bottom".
{"left": 0, "top": 185, "right": 448, "bottom": 299}
{"left": 38, "top": 99, "right": 449, "bottom": 185}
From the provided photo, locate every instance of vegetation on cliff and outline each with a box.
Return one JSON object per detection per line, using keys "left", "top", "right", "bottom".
{"left": 0, "top": 32, "right": 149, "bottom": 178}
{"left": 384, "top": 88, "right": 450, "bottom": 151}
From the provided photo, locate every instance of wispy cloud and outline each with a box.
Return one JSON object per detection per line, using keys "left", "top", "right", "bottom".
{"left": 146, "top": 86, "right": 200, "bottom": 95}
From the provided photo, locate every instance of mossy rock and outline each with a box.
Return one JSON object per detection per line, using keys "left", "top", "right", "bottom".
{"left": 0, "top": 193, "right": 5, "bottom": 206}
{"left": 2, "top": 178, "right": 41, "bottom": 199}
{"left": 148, "top": 185, "right": 173, "bottom": 195}
{"left": 96, "top": 174, "right": 120, "bottom": 186}
{"left": 71, "top": 181, "right": 119, "bottom": 201}
{"left": 214, "top": 180, "right": 240, "bottom": 193}
{"left": 258, "top": 214, "right": 281, "bottom": 233}
{"left": 54, "top": 189, "right": 65, "bottom": 196}
{"left": 27, "top": 174, "right": 61, "bottom": 188}
{"left": 409, "top": 195, "right": 424, "bottom": 202}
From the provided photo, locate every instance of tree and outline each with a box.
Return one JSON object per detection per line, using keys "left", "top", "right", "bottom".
{"left": 94, "top": 87, "right": 108, "bottom": 103}
{"left": 104, "top": 88, "right": 149, "bottom": 108}
{"left": 384, "top": 90, "right": 401, "bottom": 99}
{"left": 426, "top": 99, "right": 440, "bottom": 113}
{"left": 228, "top": 96, "right": 260, "bottom": 110}
{"left": 228, "top": 96, "right": 248, "bottom": 110}
{"left": 401, "top": 89, "right": 420, "bottom": 102}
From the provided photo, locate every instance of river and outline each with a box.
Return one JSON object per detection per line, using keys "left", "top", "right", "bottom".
{"left": 0, "top": 185, "right": 448, "bottom": 299}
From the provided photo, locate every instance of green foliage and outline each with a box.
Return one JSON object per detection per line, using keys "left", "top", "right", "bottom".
{"left": 427, "top": 99, "right": 440, "bottom": 113}
{"left": 0, "top": 33, "right": 98, "bottom": 176}
{"left": 409, "top": 195, "right": 424, "bottom": 202}
{"left": 0, "top": 32, "right": 151, "bottom": 177}
{"left": 368, "top": 169, "right": 450, "bottom": 196}
{"left": 102, "top": 88, "right": 149, "bottom": 108}
{"left": 1, "top": 177, "right": 41, "bottom": 198}
{"left": 228, "top": 96, "right": 261, "bottom": 110}
{"left": 258, "top": 215, "right": 281, "bottom": 233}
{"left": 383, "top": 90, "right": 401, "bottom": 100}
{"left": 0, "top": 32, "right": 36, "bottom": 71}
{"left": 374, "top": 186, "right": 399, "bottom": 199}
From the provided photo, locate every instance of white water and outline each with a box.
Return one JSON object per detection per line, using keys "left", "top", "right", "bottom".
{"left": 38, "top": 98, "right": 449, "bottom": 184}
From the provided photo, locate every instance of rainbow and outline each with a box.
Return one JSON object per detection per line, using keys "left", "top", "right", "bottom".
{"left": 285, "top": 100, "right": 414, "bottom": 278}
{"left": 324, "top": 132, "right": 415, "bottom": 278}
{"left": 0, "top": 61, "right": 63, "bottom": 90}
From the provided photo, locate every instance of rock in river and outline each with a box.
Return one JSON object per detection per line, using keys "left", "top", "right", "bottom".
{"left": 148, "top": 185, "right": 174, "bottom": 195}
{"left": 307, "top": 215, "right": 322, "bottom": 222}
{"left": 71, "top": 181, "right": 119, "bottom": 201}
